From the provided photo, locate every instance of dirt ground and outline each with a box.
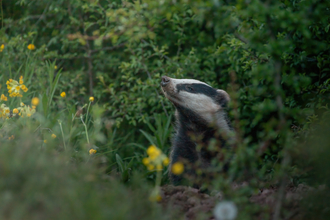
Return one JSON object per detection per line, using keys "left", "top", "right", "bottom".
{"left": 159, "top": 184, "right": 319, "bottom": 220}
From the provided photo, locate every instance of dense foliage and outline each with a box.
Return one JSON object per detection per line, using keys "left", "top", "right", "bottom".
{"left": 1, "top": 0, "right": 330, "bottom": 219}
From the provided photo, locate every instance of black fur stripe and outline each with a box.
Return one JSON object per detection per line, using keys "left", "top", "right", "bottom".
{"left": 176, "top": 83, "right": 217, "bottom": 97}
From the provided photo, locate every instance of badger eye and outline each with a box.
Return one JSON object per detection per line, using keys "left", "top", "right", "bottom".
{"left": 185, "top": 85, "right": 194, "bottom": 92}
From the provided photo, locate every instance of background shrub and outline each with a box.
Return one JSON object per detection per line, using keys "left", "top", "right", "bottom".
{"left": 1, "top": 0, "right": 330, "bottom": 219}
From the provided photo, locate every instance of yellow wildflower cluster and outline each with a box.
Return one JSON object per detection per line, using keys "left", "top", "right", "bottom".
{"left": 0, "top": 104, "right": 11, "bottom": 119}
{"left": 8, "top": 135, "right": 15, "bottom": 140}
{"left": 0, "top": 76, "right": 38, "bottom": 119}
{"left": 6, "top": 76, "right": 28, "bottom": 97}
{"left": 142, "top": 145, "right": 169, "bottom": 171}
{"left": 1, "top": 94, "right": 7, "bottom": 101}
{"left": 143, "top": 145, "right": 170, "bottom": 203}
{"left": 16, "top": 103, "right": 36, "bottom": 118}
{"left": 0, "top": 98, "right": 39, "bottom": 119}
{"left": 0, "top": 44, "right": 4, "bottom": 52}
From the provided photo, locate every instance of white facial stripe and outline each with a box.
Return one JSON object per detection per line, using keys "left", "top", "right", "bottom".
{"left": 178, "top": 91, "right": 220, "bottom": 114}
{"left": 171, "top": 78, "right": 211, "bottom": 91}
{"left": 174, "top": 92, "right": 231, "bottom": 134}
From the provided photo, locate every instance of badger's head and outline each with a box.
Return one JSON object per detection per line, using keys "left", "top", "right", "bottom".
{"left": 161, "top": 76, "right": 230, "bottom": 131}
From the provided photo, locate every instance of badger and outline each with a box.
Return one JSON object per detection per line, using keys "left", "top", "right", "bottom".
{"left": 161, "top": 76, "right": 233, "bottom": 186}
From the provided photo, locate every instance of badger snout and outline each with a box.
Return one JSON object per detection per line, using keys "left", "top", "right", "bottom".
{"left": 161, "top": 76, "right": 171, "bottom": 87}
{"left": 161, "top": 76, "right": 181, "bottom": 104}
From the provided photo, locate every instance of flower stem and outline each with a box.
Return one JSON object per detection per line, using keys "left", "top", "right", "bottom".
{"left": 156, "top": 169, "right": 162, "bottom": 187}
{"left": 58, "top": 120, "right": 67, "bottom": 150}
{"left": 80, "top": 115, "right": 90, "bottom": 144}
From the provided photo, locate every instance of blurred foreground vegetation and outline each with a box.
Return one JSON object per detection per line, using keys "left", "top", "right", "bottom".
{"left": 1, "top": 0, "right": 330, "bottom": 219}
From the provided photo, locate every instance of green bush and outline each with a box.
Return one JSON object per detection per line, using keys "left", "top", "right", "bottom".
{"left": 1, "top": 0, "right": 330, "bottom": 219}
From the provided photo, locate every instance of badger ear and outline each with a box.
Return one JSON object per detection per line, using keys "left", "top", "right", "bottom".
{"left": 216, "top": 89, "right": 230, "bottom": 106}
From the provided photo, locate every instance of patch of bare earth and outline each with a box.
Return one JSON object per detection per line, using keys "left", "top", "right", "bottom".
{"left": 159, "top": 184, "right": 319, "bottom": 220}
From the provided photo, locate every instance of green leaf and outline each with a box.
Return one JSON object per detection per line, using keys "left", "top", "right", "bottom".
{"left": 115, "top": 154, "right": 124, "bottom": 173}
{"left": 139, "top": 129, "right": 156, "bottom": 146}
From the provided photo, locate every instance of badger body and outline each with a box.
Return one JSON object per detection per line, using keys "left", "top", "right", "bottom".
{"left": 161, "top": 76, "right": 233, "bottom": 186}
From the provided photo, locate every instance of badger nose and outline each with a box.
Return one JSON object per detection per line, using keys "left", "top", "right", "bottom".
{"left": 161, "top": 76, "right": 170, "bottom": 87}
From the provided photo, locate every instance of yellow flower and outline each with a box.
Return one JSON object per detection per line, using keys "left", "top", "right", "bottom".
{"left": 147, "top": 145, "right": 157, "bottom": 155}
{"left": 89, "top": 149, "right": 97, "bottom": 155}
{"left": 89, "top": 96, "right": 94, "bottom": 102}
{"left": 0, "top": 104, "right": 11, "bottom": 118}
{"left": 142, "top": 158, "right": 149, "bottom": 165}
{"left": 142, "top": 145, "right": 170, "bottom": 172}
{"left": 51, "top": 134, "right": 56, "bottom": 139}
{"left": 13, "top": 108, "right": 19, "bottom": 114}
{"left": 8, "top": 135, "right": 14, "bottom": 140}
{"left": 171, "top": 162, "right": 184, "bottom": 175}
{"left": 163, "top": 157, "right": 170, "bottom": 166}
{"left": 54, "top": 65, "right": 58, "bottom": 70}
{"left": 147, "top": 164, "right": 155, "bottom": 171}
{"left": 17, "top": 104, "right": 36, "bottom": 117}
{"left": 6, "top": 77, "right": 29, "bottom": 97}
{"left": 27, "top": 44, "right": 35, "bottom": 50}
{"left": 1, "top": 94, "right": 7, "bottom": 101}
{"left": 44, "top": 140, "right": 47, "bottom": 143}
{"left": 21, "top": 85, "right": 28, "bottom": 92}
{"left": 19, "top": 76, "right": 24, "bottom": 84}
{"left": 60, "top": 92, "right": 66, "bottom": 98}
{"left": 147, "top": 145, "right": 161, "bottom": 160}
{"left": 31, "top": 97, "right": 40, "bottom": 106}
{"left": 0, "top": 44, "right": 4, "bottom": 52}
{"left": 21, "top": 102, "right": 25, "bottom": 106}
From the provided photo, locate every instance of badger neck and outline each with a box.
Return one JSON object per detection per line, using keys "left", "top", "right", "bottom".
{"left": 175, "top": 105, "right": 232, "bottom": 143}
